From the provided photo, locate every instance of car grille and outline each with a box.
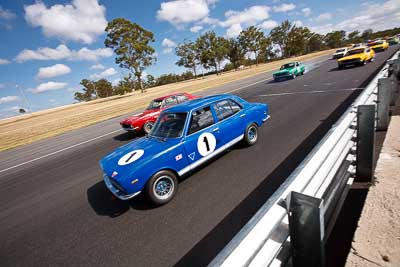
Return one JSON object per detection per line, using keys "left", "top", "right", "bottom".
{"left": 122, "top": 123, "right": 132, "bottom": 129}
{"left": 341, "top": 59, "right": 359, "bottom": 64}
{"left": 275, "top": 72, "right": 290, "bottom": 77}
{"left": 109, "top": 177, "right": 126, "bottom": 194}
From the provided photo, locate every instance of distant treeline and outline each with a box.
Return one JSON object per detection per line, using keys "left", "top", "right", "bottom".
{"left": 74, "top": 18, "right": 400, "bottom": 102}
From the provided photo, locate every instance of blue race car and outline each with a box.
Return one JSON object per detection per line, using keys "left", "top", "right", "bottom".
{"left": 100, "top": 94, "right": 270, "bottom": 205}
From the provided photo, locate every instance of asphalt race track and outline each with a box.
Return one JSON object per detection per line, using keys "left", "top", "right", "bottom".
{"left": 0, "top": 46, "right": 398, "bottom": 267}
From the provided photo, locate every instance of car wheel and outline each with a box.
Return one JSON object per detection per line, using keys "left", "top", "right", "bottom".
{"left": 143, "top": 121, "right": 154, "bottom": 134}
{"left": 363, "top": 60, "right": 367, "bottom": 66}
{"left": 145, "top": 170, "right": 178, "bottom": 205}
{"left": 244, "top": 123, "right": 258, "bottom": 146}
{"left": 292, "top": 73, "right": 296, "bottom": 79}
{"left": 370, "top": 57, "right": 374, "bottom": 62}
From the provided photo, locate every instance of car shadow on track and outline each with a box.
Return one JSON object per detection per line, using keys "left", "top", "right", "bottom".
{"left": 87, "top": 180, "right": 160, "bottom": 217}
{"left": 113, "top": 131, "right": 142, "bottom": 141}
{"left": 86, "top": 142, "right": 250, "bottom": 217}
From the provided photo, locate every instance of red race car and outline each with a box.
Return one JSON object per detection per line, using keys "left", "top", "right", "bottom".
{"left": 120, "top": 92, "right": 198, "bottom": 134}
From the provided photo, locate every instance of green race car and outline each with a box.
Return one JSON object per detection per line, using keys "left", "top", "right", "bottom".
{"left": 273, "top": 62, "right": 305, "bottom": 82}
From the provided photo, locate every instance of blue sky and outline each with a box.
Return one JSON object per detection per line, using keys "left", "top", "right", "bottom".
{"left": 0, "top": 0, "right": 399, "bottom": 119}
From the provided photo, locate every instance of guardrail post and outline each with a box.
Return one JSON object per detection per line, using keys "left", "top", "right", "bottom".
{"left": 287, "top": 191, "right": 325, "bottom": 267}
{"left": 376, "top": 78, "right": 391, "bottom": 131}
{"left": 390, "top": 75, "right": 398, "bottom": 106}
{"left": 355, "top": 105, "right": 375, "bottom": 183}
{"left": 393, "top": 58, "right": 400, "bottom": 80}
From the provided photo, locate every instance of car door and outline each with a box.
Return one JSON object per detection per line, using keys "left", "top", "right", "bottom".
{"left": 183, "top": 105, "right": 222, "bottom": 165}
{"left": 211, "top": 99, "right": 245, "bottom": 143}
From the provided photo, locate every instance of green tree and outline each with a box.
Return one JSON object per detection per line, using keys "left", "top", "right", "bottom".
{"left": 175, "top": 40, "right": 198, "bottom": 76}
{"left": 287, "top": 26, "right": 313, "bottom": 56}
{"left": 324, "top": 30, "right": 346, "bottom": 48}
{"left": 361, "top": 29, "right": 373, "bottom": 41}
{"left": 238, "top": 26, "right": 265, "bottom": 65}
{"left": 105, "top": 18, "right": 156, "bottom": 93}
{"left": 270, "top": 20, "right": 294, "bottom": 57}
{"left": 196, "top": 31, "right": 221, "bottom": 74}
{"left": 95, "top": 79, "right": 113, "bottom": 98}
{"left": 226, "top": 38, "right": 245, "bottom": 69}
{"left": 145, "top": 74, "right": 156, "bottom": 88}
{"left": 74, "top": 79, "right": 96, "bottom": 102}
{"left": 347, "top": 31, "right": 361, "bottom": 44}
{"left": 307, "top": 33, "right": 325, "bottom": 52}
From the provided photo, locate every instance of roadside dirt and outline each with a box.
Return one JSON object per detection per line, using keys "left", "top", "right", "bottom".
{"left": 0, "top": 49, "right": 334, "bottom": 151}
{"left": 345, "top": 102, "right": 400, "bottom": 266}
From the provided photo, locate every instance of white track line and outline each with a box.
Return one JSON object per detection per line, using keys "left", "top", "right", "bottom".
{"left": 226, "top": 57, "right": 329, "bottom": 94}
{"left": 226, "top": 77, "right": 273, "bottom": 93}
{"left": 258, "top": 87, "right": 364, "bottom": 97}
{"left": 0, "top": 128, "right": 123, "bottom": 174}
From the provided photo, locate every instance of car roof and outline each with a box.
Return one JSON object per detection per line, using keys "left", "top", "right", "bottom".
{"left": 349, "top": 46, "right": 367, "bottom": 51}
{"left": 165, "top": 94, "right": 234, "bottom": 113}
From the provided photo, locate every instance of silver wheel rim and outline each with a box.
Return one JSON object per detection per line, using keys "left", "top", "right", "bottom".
{"left": 248, "top": 126, "right": 257, "bottom": 142}
{"left": 153, "top": 175, "right": 174, "bottom": 200}
{"left": 144, "top": 122, "right": 153, "bottom": 133}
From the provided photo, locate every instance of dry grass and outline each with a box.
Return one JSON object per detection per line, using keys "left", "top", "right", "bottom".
{"left": 0, "top": 49, "right": 335, "bottom": 151}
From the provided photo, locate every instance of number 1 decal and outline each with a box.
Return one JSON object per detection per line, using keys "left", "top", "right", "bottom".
{"left": 197, "top": 132, "right": 216, "bottom": 157}
{"left": 118, "top": 149, "right": 144, "bottom": 166}
{"left": 203, "top": 136, "right": 210, "bottom": 152}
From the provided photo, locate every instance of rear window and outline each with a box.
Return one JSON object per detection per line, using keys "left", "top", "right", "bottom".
{"left": 213, "top": 99, "right": 242, "bottom": 121}
{"left": 188, "top": 106, "right": 215, "bottom": 135}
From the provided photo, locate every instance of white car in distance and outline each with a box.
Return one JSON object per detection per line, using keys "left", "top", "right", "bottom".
{"left": 332, "top": 47, "right": 348, "bottom": 59}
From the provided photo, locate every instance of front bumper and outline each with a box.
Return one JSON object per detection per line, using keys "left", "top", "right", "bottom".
{"left": 263, "top": 115, "right": 271, "bottom": 122}
{"left": 103, "top": 174, "right": 140, "bottom": 200}
{"left": 121, "top": 123, "right": 139, "bottom": 132}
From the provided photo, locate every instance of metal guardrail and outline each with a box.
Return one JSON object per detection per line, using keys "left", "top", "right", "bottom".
{"left": 210, "top": 50, "right": 400, "bottom": 267}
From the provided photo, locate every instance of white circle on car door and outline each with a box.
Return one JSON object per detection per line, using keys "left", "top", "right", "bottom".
{"left": 197, "top": 132, "right": 216, "bottom": 157}
{"left": 118, "top": 149, "right": 144, "bottom": 166}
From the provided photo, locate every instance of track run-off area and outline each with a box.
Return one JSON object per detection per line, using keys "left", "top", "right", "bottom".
{"left": 0, "top": 46, "right": 398, "bottom": 267}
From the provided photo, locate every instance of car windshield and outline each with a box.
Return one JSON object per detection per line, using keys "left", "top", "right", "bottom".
{"left": 146, "top": 99, "right": 163, "bottom": 110}
{"left": 336, "top": 49, "right": 346, "bottom": 52}
{"left": 150, "top": 112, "right": 187, "bottom": 138}
{"left": 347, "top": 49, "right": 364, "bottom": 55}
{"left": 280, "top": 63, "right": 295, "bottom": 70}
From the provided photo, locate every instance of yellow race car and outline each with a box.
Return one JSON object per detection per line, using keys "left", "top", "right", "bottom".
{"left": 367, "top": 40, "right": 389, "bottom": 52}
{"left": 337, "top": 46, "right": 375, "bottom": 69}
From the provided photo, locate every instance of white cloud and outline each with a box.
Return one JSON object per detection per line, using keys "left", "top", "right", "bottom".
{"left": 2, "top": 105, "right": 22, "bottom": 112}
{"left": 37, "top": 64, "right": 71, "bottom": 79}
{"left": 0, "top": 58, "right": 10, "bottom": 65}
{"left": 259, "top": 20, "right": 278, "bottom": 30}
{"left": 89, "top": 67, "right": 118, "bottom": 80}
{"left": 302, "top": 7, "right": 311, "bottom": 17}
{"left": 0, "top": 95, "right": 19, "bottom": 104}
{"left": 29, "top": 82, "right": 68, "bottom": 94}
{"left": 190, "top": 25, "right": 203, "bottom": 33}
{"left": 112, "top": 78, "right": 121, "bottom": 86}
{"left": 15, "top": 44, "right": 113, "bottom": 63}
{"left": 89, "top": 63, "right": 105, "bottom": 70}
{"left": 157, "top": 0, "right": 216, "bottom": 27}
{"left": 226, "top": 23, "right": 243, "bottom": 38}
{"left": 293, "top": 20, "right": 303, "bottom": 27}
{"left": 0, "top": 6, "right": 16, "bottom": 20}
{"left": 0, "top": 84, "right": 4, "bottom": 88}
{"left": 315, "top": 12, "right": 332, "bottom": 22}
{"left": 273, "top": 3, "right": 296, "bottom": 13}
{"left": 24, "top": 0, "right": 107, "bottom": 44}
{"left": 311, "top": 0, "right": 400, "bottom": 34}
{"left": 220, "top": 5, "right": 270, "bottom": 28}
{"left": 162, "top": 38, "right": 177, "bottom": 54}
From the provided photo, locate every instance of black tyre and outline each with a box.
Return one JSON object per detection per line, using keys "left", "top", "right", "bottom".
{"left": 145, "top": 170, "right": 178, "bottom": 205}
{"left": 143, "top": 121, "right": 154, "bottom": 134}
{"left": 243, "top": 123, "right": 258, "bottom": 146}
{"left": 292, "top": 73, "right": 296, "bottom": 79}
